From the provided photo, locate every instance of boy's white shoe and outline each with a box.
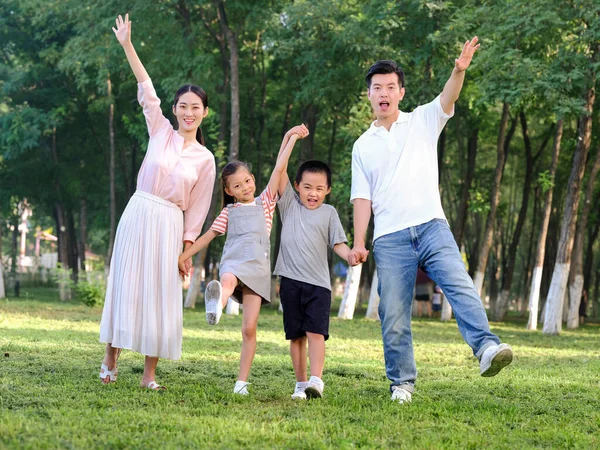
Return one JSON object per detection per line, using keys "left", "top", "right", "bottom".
{"left": 390, "top": 385, "right": 412, "bottom": 404}
{"left": 233, "top": 380, "right": 249, "bottom": 395}
{"left": 204, "top": 280, "right": 223, "bottom": 325}
{"left": 304, "top": 376, "right": 324, "bottom": 399}
{"left": 480, "top": 343, "right": 513, "bottom": 377}
{"left": 291, "top": 382, "right": 308, "bottom": 400}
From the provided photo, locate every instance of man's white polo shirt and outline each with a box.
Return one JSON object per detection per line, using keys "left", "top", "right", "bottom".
{"left": 350, "top": 95, "right": 454, "bottom": 242}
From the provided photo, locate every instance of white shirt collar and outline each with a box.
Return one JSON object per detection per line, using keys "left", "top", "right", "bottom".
{"left": 366, "top": 111, "right": 409, "bottom": 136}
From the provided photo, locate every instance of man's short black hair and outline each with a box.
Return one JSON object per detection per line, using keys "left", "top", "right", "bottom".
{"left": 295, "top": 160, "right": 332, "bottom": 188}
{"left": 365, "top": 60, "right": 405, "bottom": 88}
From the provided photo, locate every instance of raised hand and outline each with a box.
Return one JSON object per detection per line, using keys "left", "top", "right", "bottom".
{"left": 286, "top": 124, "right": 310, "bottom": 140}
{"left": 112, "top": 14, "right": 131, "bottom": 47}
{"left": 455, "top": 36, "right": 480, "bottom": 72}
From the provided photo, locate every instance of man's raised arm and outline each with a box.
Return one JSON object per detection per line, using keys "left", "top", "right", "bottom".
{"left": 440, "top": 36, "right": 480, "bottom": 115}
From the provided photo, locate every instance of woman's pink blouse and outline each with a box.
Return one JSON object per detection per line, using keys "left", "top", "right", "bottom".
{"left": 136, "top": 79, "right": 216, "bottom": 243}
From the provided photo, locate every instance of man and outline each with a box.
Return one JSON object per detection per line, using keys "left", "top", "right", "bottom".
{"left": 349, "top": 37, "right": 512, "bottom": 404}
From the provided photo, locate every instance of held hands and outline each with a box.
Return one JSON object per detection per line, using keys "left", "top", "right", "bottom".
{"left": 347, "top": 245, "right": 369, "bottom": 266}
{"left": 455, "top": 36, "right": 480, "bottom": 72}
{"left": 112, "top": 13, "right": 132, "bottom": 47}
{"left": 178, "top": 255, "right": 193, "bottom": 280}
{"left": 286, "top": 124, "right": 309, "bottom": 140}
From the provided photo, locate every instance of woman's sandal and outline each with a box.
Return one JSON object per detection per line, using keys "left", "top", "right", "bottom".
{"left": 99, "top": 348, "right": 122, "bottom": 384}
{"left": 143, "top": 381, "right": 167, "bottom": 391}
{"left": 99, "top": 364, "right": 118, "bottom": 383}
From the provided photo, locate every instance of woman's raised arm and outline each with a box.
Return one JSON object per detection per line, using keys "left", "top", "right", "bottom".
{"left": 112, "top": 14, "right": 150, "bottom": 83}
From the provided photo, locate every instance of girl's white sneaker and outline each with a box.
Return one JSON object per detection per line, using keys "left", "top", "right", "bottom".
{"left": 291, "top": 382, "right": 308, "bottom": 400}
{"left": 204, "top": 280, "right": 223, "bottom": 325}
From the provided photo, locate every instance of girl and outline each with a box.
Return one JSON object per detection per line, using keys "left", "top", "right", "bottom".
{"left": 99, "top": 14, "right": 216, "bottom": 390}
{"left": 178, "top": 124, "right": 309, "bottom": 395}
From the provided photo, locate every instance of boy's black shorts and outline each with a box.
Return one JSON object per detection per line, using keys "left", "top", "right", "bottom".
{"left": 279, "top": 277, "right": 331, "bottom": 341}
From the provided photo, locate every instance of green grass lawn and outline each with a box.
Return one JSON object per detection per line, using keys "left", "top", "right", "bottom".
{"left": 1, "top": 287, "right": 599, "bottom": 449}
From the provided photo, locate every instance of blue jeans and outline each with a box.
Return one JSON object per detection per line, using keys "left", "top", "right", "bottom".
{"left": 373, "top": 218, "right": 500, "bottom": 391}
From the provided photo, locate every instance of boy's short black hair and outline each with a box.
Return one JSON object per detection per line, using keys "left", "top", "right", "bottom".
{"left": 295, "top": 160, "right": 332, "bottom": 188}
{"left": 365, "top": 60, "right": 405, "bottom": 88}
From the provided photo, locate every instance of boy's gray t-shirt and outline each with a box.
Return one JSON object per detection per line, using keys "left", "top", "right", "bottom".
{"left": 274, "top": 182, "right": 347, "bottom": 290}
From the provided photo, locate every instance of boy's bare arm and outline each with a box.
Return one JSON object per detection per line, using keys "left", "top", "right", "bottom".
{"left": 333, "top": 243, "right": 356, "bottom": 266}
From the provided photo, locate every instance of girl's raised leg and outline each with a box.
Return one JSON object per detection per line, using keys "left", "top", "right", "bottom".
{"left": 220, "top": 272, "right": 238, "bottom": 309}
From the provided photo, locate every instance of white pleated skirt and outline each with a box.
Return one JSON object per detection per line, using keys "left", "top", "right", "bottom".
{"left": 99, "top": 191, "right": 184, "bottom": 360}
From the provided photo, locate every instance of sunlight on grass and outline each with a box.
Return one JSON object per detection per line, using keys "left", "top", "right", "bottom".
{"left": 1, "top": 288, "right": 599, "bottom": 449}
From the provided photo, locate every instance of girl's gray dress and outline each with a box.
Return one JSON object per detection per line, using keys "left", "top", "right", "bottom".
{"left": 219, "top": 197, "right": 271, "bottom": 304}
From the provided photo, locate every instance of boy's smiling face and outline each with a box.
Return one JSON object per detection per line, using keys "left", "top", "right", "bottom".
{"left": 295, "top": 171, "right": 331, "bottom": 210}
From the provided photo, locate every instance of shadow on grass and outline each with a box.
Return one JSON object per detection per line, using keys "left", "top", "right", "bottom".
{"left": 4, "top": 290, "right": 599, "bottom": 352}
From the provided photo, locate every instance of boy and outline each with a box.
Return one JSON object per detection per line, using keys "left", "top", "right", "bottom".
{"left": 274, "top": 160, "right": 353, "bottom": 399}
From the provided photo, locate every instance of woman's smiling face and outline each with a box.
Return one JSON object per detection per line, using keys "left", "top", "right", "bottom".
{"left": 172, "top": 91, "right": 208, "bottom": 134}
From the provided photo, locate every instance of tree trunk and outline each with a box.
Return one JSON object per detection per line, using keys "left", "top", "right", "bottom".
{"left": 365, "top": 270, "right": 380, "bottom": 320}
{"left": 466, "top": 213, "right": 482, "bottom": 277}
{"left": 0, "top": 214, "right": 5, "bottom": 299}
{"left": 592, "top": 265, "right": 600, "bottom": 320}
{"left": 441, "top": 292, "right": 453, "bottom": 321}
{"left": 120, "top": 141, "right": 132, "bottom": 199}
{"left": 453, "top": 127, "right": 478, "bottom": 248}
{"left": 106, "top": 76, "right": 117, "bottom": 269}
{"left": 54, "top": 202, "right": 69, "bottom": 270}
{"left": 473, "top": 103, "right": 512, "bottom": 296}
{"left": 582, "top": 217, "right": 600, "bottom": 302}
{"left": 488, "top": 219, "right": 503, "bottom": 314}
{"left": 10, "top": 214, "right": 18, "bottom": 275}
{"left": 567, "top": 143, "right": 600, "bottom": 328}
{"left": 338, "top": 264, "right": 362, "bottom": 320}
{"left": 217, "top": 0, "right": 240, "bottom": 161}
{"left": 437, "top": 128, "right": 446, "bottom": 185}
{"left": 67, "top": 209, "right": 79, "bottom": 283}
{"left": 520, "top": 184, "right": 540, "bottom": 317}
{"left": 328, "top": 115, "right": 338, "bottom": 169}
{"left": 54, "top": 201, "right": 71, "bottom": 301}
{"left": 544, "top": 84, "right": 595, "bottom": 335}
{"left": 131, "top": 139, "right": 139, "bottom": 195}
{"left": 495, "top": 112, "right": 536, "bottom": 321}
{"left": 78, "top": 198, "right": 87, "bottom": 273}
{"left": 301, "top": 104, "right": 318, "bottom": 160}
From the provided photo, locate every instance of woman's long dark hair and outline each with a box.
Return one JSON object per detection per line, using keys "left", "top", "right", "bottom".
{"left": 221, "top": 161, "right": 252, "bottom": 206}
{"left": 172, "top": 85, "right": 208, "bottom": 146}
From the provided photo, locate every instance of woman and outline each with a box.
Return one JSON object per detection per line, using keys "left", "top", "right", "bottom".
{"left": 99, "top": 14, "right": 216, "bottom": 390}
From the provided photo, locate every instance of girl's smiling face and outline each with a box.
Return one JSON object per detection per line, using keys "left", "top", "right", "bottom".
{"left": 225, "top": 168, "right": 256, "bottom": 204}
{"left": 172, "top": 91, "right": 208, "bottom": 134}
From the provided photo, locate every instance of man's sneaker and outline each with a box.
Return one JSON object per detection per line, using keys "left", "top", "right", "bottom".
{"left": 204, "top": 280, "right": 223, "bottom": 325}
{"left": 233, "top": 380, "right": 249, "bottom": 395}
{"left": 304, "top": 376, "right": 324, "bottom": 399}
{"left": 291, "top": 382, "right": 308, "bottom": 400}
{"left": 390, "top": 385, "right": 412, "bottom": 404}
{"left": 480, "top": 343, "right": 513, "bottom": 377}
